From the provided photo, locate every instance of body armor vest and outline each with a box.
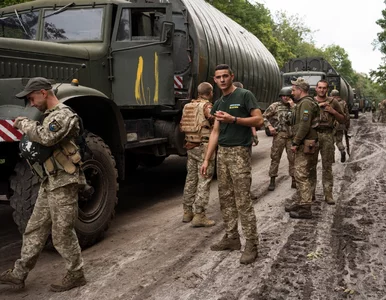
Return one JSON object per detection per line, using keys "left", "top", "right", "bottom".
{"left": 180, "top": 99, "right": 211, "bottom": 143}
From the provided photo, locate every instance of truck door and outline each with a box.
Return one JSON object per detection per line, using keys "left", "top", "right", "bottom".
{"left": 110, "top": 3, "right": 174, "bottom": 107}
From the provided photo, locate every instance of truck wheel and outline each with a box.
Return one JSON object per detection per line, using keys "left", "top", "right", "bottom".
{"left": 138, "top": 155, "right": 165, "bottom": 167}
{"left": 9, "top": 160, "right": 40, "bottom": 235}
{"left": 77, "top": 133, "right": 118, "bottom": 248}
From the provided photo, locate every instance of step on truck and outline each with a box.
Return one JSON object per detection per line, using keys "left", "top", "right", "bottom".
{"left": 0, "top": 0, "right": 281, "bottom": 248}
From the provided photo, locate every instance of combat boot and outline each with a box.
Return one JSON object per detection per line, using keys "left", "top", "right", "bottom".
{"left": 340, "top": 150, "right": 346, "bottom": 163}
{"left": 289, "top": 205, "right": 312, "bottom": 219}
{"left": 50, "top": 270, "right": 87, "bottom": 292}
{"left": 191, "top": 213, "right": 215, "bottom": 227}
{"left": 284, "top": 202, "right": 300, "bottom": 213}
{"left": 325, "top": 195, "right": 335, "bottom": 205}
{"left": 268, "top": 177, "right": 275, "bottom": 191}
{"left": 210, "top": 234, "right": 241, "bottom": 251}
{"left": 291, "top": 177, "right": 296, "bottom": 189}
{"left": 240, "top": 240, "right": 258, "bottom": 264}
{"left": 182, "top": 210, "right": 194, "bottom": 223}
{"left": 0, "top": 269, "right": 25, "bottom": 289}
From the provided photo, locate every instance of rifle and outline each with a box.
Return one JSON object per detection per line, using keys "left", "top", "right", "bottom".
{"left": 344, "top": 130, "right": 351, "bottom": 156}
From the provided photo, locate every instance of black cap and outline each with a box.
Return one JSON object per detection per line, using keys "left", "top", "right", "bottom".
{"left": 16, "top": 77, "right": 53, "bottom": 99}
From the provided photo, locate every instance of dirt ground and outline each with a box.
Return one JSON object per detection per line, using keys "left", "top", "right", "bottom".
{"left": 1, "top": 112, "right": 386, "bottom": 300}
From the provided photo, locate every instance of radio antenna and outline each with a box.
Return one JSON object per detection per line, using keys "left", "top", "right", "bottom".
{"left": 54, "top": 63, "right": 87, "bottom": 94}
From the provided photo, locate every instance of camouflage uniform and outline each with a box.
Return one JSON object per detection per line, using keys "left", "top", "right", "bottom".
{"left": 182, "top": 99, "right": 214, "bottom": 214}
{"left": 315, "top": 97, "right": 344, "bottom": 202}
{"left": 263, "top": 101, "right": 294, "bottom": 178}
{"left": 11, "top": 103, "right": 85, "bottom": 282}
{"left": 334, "top": 96, "right": 350, "bottom": 152}
{"left": 292, "top": 96, "right": 319, "bottom": 206}
{"left": 378, "top": 99, "right": 386, "bottom": 123}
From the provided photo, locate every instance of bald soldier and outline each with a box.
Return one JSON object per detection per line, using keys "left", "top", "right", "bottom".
{"left": 180, "top": 82, "right": 216, "bottom": 227}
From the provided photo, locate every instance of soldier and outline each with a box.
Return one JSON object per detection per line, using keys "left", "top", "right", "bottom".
{"left": 314, "top": 80, "right": 345, "bottom": 205}
{"left": 331, "top": 89, "right": 350, "bottom": 162}
{"left": 0, "top": 77, "right": 86, "bottom": 292}
{"left": 378, "top": 99, "right": 386, "bottom": 123}
{"left": 263, "top": 87, "right": 295, "bottom": 191}
{"left": 201, "top": 64, "right": 263, "bottom": 264}
{"left": 180, "top": 82, "right": 215, "bottom": 227}
{"left": 288, "top": 78, "right": 319, "bottom": 219}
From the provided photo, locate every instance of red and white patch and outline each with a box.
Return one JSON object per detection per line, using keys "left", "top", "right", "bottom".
{"left": 0, "top": 120, "right": 23, "bottom": 142}
{"left": 174, "top": 76, "right": 183, "bottom": 89}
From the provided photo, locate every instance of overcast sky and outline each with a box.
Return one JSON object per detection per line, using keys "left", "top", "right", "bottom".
{"left": 258, "top": 0, "right": 385, "bottom": 74}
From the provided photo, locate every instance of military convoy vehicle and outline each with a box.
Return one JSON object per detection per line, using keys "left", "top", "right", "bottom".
{"left": 281, "top": 57, "right": 356, "bottom": 117}
{"left": 0, "top": 0, "right": 281, "bottom": 248}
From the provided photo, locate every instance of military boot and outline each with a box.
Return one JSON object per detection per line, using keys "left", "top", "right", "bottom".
{"left": 340, "top": 150, "right": 346, "bottom": 163}
{"left": 291, "top": 177, "right": 296, "bottom": 189}
{"left": 50, "top": 270, "right": 87, "bottom": 292}
{"left": 325, "top": 194, "right": 335, "bottom": 205}
{"left": 191, "top": 213, "right": 215, "bottom": 227}
{"left": 289, "top": 205, "right": 312, "bottom": 219}
{"left": 182, "top": 210, "right": 194, "bottom": 223}
{"left": 285, "top": 202, "right": 300, "bottom": 213}
{"left": 268, "top": 177, "right": 276, "bottom": 191}
{"left": 0, "top": 269, "right": 25, "bottom": 289}
{"left": 240, "top": 240, "right": 258, "bottom": 264}
{"left": 210, "top": 234, "right": 241, "bottom": 251}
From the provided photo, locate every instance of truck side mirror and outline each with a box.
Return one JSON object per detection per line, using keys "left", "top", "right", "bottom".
{"left": 160, "top": 21, "right": 174, "bottom": 47}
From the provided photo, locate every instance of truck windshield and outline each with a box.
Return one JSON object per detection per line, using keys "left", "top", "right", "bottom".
{"left": 283, "top": 74, "right": 322, "bottom": 87}
{"left": 43, "top": 8, "right": 103, "bottom": 41}
{"left": 0, "top": 11, "right": 39, "bottom": 40}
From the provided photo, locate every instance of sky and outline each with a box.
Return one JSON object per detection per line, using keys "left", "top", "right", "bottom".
{"left": 258, "top": 0, "right": 385, "bottom": 75}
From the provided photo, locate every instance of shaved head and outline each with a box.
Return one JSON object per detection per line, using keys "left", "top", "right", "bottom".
{"left": 197, "top": 82, "right": 213, "bottom": 98}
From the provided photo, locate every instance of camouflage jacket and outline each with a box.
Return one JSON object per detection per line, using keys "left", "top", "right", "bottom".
{"left": 335, "top": 96, "right": 350, "bottom": 130}
{"left": 263, "top": 100, "right": 293, "bottom": 135}
{"left": 315, "top": 96, "right": 344, "bottom": 128}
{"left": 15, "top": 103, "right": 85, "bottom": 191}
{"left": 292, "top": 96, "right": 319, "bottom": 146}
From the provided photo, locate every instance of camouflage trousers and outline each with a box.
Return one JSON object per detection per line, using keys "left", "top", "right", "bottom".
{"left": 379, "top": 111, "right": 386, "bottom": 123}
{"left": 334, "top": 130, "right": 345, "bottom": 151}
{"left": 315, "top": 131, "right": 335, "bottom": 198}
{"left": 217, "top": 146, "right": 258, "bottom": 244}
{"left": 183, "top": 144, "right": 215, "bottom": 214}
{"left": 294, "top": 145, "right": 318, "bottom": 205}
{"left": 269, "top": 131, "right": 294, "bottom": 177}
{"left": 12, "top": 182, "right": 83, "bottom": 280}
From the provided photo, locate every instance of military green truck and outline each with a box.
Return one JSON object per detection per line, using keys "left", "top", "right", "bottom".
{"left": 0, "top": 0, "right": 281, "bottom": 248}
{"left": 281, "top": 57, "right": 356, "bottom": 116}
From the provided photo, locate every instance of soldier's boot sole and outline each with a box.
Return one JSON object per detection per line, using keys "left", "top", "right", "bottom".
{"left": 191, "top": 219, "right": 216, "bottom": 227}
{"left": 210, "top": 238, "right": 241, "bottom": 251}
{"left": 0, "top": 270, "right": 25, "bottom": 289}
{"left": 289, "top": 209, "right": 313, "bottom": 219}
{"left": 50, "top": 277, "right": 87, "bottom": 292}
{"left": 325, "top": 198, "right": 335, "bottom": 205}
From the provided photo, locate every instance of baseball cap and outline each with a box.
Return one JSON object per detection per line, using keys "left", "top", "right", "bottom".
{"left": 291, "top": 77, "right": 310, "bottom": 90}
{"left": 16, "top": 77, "right": 53, "bottom": 99}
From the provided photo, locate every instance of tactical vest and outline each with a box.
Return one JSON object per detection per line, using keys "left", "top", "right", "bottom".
{"left": 180, "top": 99, "right": 211, "bottom": 143}
{"left": 316, "top": 97, "right": 335, "bottom": 128}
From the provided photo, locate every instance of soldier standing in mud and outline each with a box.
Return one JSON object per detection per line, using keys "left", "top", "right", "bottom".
{"left": 263, "top": 87, "right": 296, "bottom": 191}
{"left": 314, "top": 80, "right": 345, "bottom": 205}
{"left": 287, "top": 78, "right": 319, "bottom": 219}
{"left": 331, "top": 90, "right": 350, "bottom": 163}
{"left": 200, "top": 64, "right": 263, "bottom": 264}
{"left": 0, "top": 77, "right": 86, "bottom": 292}
{"left": 180, "top": 82, "right": 216, "bottom": 227}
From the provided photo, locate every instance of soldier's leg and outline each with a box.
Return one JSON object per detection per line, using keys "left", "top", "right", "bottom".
{"left": 50, "top": 184, "right": 83, "bottom": 274}
{"left": 231, "top": 147, "right": 257, "bottom": 244}
{"left": 12, "top": 185, "right": 52, "bottom": 280}
{"left": 319, "top": 133, "right": 335, "bottom": 202}
{"left": 335, "top": 130, "right": 345, "bottom": 151}
{"left": 217, "top": 147, "right": 239, "bottom": 238}
{"left": 182, "top": 149, "right": 199, "bottom": 213}
{"left": 268, "top": 134, "right": 286, "bottom": 177}
{"left": 285, "top": 138, "right": 295, "bottom": 178}
{"left": 194, "top": 151, "right": 215, "bottom": 214}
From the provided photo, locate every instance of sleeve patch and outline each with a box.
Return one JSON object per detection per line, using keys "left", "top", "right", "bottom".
{"left": 49, "top": 120, "right": 62, "bottom": 132}
{"left": 303, "top": 111, "right": 309, "bottom": 121}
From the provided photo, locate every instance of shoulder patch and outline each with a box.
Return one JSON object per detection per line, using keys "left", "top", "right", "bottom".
{"left": 303, "top": 110, "right": 309, "bottom": 121}
{"left": 49, "top": 120, "right": 62, "bottom": 132}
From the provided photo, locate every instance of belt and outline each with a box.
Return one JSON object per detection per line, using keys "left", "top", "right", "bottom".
{"left": 317, "top": 127, "right": 333, "bottom": 132}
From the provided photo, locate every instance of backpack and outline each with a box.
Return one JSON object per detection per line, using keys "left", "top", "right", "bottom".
{"left": 180, "top": 100, "right": 211, "bottom": 143}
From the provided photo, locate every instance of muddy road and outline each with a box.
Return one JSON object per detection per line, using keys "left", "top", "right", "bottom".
{"left": 1, "top": 112, "right": 385, "bottom": 300}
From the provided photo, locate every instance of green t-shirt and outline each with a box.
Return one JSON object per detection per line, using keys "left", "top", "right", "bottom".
{"left": 211, "top": 88, "right": 260, "bottom": 147}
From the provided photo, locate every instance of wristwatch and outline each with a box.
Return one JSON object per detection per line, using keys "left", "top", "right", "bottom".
{"left": 233, "top": 117, "right": 238, "bottom": 124}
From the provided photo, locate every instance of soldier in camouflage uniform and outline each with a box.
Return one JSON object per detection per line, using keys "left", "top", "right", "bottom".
{"left": 0, "top": 78, "right": 86, "bottom": 292}
{"left": 263, "top": 87, "right": 295, "bottom": 191}
{"left": 288, "top": 78, "right": 319, "bottom": 219}
{"left": 201, "top": 64, "right": 263, "bottom": 264}
{"left": 314, "top": 80, "right": 345, "bottom": 205}
{"left": 331, "top": 90, "right": 350, "bottom": 162}
{"left": 378, "top": 99, "right": 386, "bottom": 123}
{"left": 180, "top": 82, "right": 215, "bottom": 227}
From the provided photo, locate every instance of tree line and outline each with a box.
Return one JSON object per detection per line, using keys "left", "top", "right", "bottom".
{"left": 1, "top": 0, "right": 385, "bottom": 102}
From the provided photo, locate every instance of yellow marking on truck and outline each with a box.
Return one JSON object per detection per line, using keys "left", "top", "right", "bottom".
{"left": 135, "top": 53, "right": 159, "bottom": 105}
{"left": 154, "top": 52, "right": 159, "bottom": 104}
{"left": 135, "top": 56, "right": 144, "bottom": 105}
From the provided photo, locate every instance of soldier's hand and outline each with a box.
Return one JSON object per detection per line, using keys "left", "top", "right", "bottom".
{"left": 13, "top": 116, "right": 28, "bottom": 129}
{"left": 214, "top": 110, "right": 234, "bottom": 123}
{"left": 268, "top": 125, "right": 277, "bottom": 136}
{"left": 200, "top": 160, "right": 209, "bottom": 177}
{"left": 291, "top": 145, "right": 298, "bottom": 153}
{"left": 252, "top": 135, "right": 259, "bottom": 146}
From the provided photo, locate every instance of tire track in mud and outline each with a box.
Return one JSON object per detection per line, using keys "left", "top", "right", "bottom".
{"left": 330, "top": 115, "right": 386, "bottom": 299}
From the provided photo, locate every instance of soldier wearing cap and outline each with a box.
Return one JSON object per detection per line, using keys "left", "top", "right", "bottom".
{"left": 287, "top": 77, "right": 320, "bottom": 219}
{"left": 263, "top": 87, "right": 296, "bottom": 191}
{"left": 331, "top": 89, "right": 350, "bottom": 162}
{"left": 0, "top": 77, "right": 87, "bottom": 292}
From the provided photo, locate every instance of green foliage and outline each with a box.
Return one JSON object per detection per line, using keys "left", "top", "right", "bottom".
{"left": 0, "top": 0, "right": 29, "bottom": 8}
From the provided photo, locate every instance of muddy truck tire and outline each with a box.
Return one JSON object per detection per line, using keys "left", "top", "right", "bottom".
{"left": 9, "top": 133, "right": 118, "bottom": 249}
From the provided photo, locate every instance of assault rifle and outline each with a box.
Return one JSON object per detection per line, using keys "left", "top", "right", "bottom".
{"left": 344, "top": 130, "right": 351, "bottom": 156}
